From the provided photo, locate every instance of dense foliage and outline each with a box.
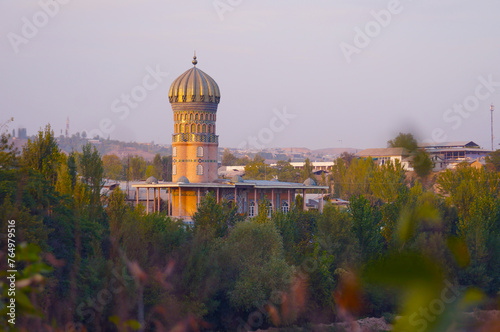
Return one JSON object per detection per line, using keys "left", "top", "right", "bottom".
{"left": 1, "top": 126, "right": 499, "bottom": 331}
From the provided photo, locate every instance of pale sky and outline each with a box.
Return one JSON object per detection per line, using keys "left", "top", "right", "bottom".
{"left": 2, "top": 0, "right": 500, "bottom": 150}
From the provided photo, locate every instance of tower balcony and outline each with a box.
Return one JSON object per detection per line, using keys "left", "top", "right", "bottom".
{"left": 172, "top": 133, "right": 219, "bottom": 144}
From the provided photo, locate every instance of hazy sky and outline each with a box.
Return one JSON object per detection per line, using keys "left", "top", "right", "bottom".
{"left": 2, "top": 0, "right": 500, "bottom": 150}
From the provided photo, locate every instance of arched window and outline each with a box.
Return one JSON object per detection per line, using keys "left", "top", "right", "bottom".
{"left": 180, "top": 124, "right": 185, "bottom": 133}
{"left": 197, "top": 164, "right": 203, "bottom": 175}
{"left": 249, "top": 201, "right": 255, "bottom": 217}
{"left": 172, "top": 146, "right": 177, "bottom": 157}
{"left": 191, "top": 124, "right": 195, "bottom": 132}
{"left": 197, "top": 146, "right": 204, "bottom": 157}
{"left": 195, "top": 113, "right": 198, "bottom": 121}
{"left": 175, "top": 124, "right": 178, "bottom": 133}
{"left": 202, "top": 124, "right": 206, "bottom": 133}
{"left": 268, "top": 202, "right": 273, "bottom": 218}
{"left": 184, "top": 124, "right": 188, "bottom": 133}
{"left": 197, "top": 124, "right": 201, "bottom": 132}
{"left": 190, "top": 113, "right": 193, "bottom": 120}
{"left": 208, "top": 124, "right": 212, "bottom": 133}
{"left": 281, "top": 201, "right": 289, "bottom": 213}
{"left": 172, "top": 164, "right": 177, "bottom": 175}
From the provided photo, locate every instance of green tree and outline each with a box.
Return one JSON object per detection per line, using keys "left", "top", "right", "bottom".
{"left": 219, "top": 221, "right": 293, "bottom": 312}
{"left": 22, "top": 124, "right": 61, "bottom": 185}
{"left": 436, "top": 165, "right": 500, "bottom": 219}
{"left": 301, "top": 158, "right": 314, "bottom": 181}
{"left": 274, "top": 159, "right": 299, "bottom": 182}
{"left": 412, "top": 149, "right": 434, "bottom": 179}
{"left": 244, "top": 154, "right": 268, "bottom": 180}
{"left": 102, "top": 154, "right": 123, "bottom": 180}
{"left": 485, "top": 149, "right": 500, "bottom": 171}
{"left": 387, "top": 132, "right": 418, "bottom": 152}
{"left": 349, "top": 195, "right": 384, "bottom": 261}
{"left": 129, "top": 155, "right": 146, "bottom": 180}
{"left": 79, "top": 143, "right": 104, "bottom": 220}
{"left": 221, "top": 148, "right": 238, "bottom": 166}
{"left": 0, "top": 117, "right": 17, "bottom": 169}
{"left": 161, "top": 155, "right": 172, "bottom": 181}
{"left": 371, "top": 159, "right": 407, "bottom": 203}
{"left": 152, "top": 153, "right": 163, "bottom": 179}
{"left": 192, "top": 192, "right": 240, "bottom": 237}
{"left": 331, "top": 157, "right": 375, "bottom": 200}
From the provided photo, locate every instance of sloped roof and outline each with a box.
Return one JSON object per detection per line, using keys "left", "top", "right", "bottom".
{"left": 418, "top": 141, "right": 479, "bottom": 149}
{"left": 356, "top": 147, "right": 408, "bottom": 157}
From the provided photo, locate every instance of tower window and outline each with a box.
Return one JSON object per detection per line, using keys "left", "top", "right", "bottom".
{"left": 202, "top": 124, "right": 206, "bottom": 133}
{"left": 197, "top": 146, "right": 204, "bottom": 157}
{"left": 197, "top": 164, "right": 204, "bottom": 175}
{"left": 173, "top": 146, "right": 177, "bottom": 157}
{"left": 173, "top": 164, "right": 177, "bottom": 175}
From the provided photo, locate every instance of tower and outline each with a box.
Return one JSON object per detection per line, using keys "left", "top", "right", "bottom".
{"left": 168, "top": 54, "right": 221, "bottom": 183}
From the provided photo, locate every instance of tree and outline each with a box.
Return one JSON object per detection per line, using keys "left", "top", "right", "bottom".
{"left": 79, "top": 143, "right": 104, "bottom": 220}
{"left": 0, "top": 117, "right": 17, "bottom": 169}
{"left": 152, "top": 153, "right": 163, "bottom": 179}
{"left": 129, "top": 155, "right": 146, "bottom": 180}
{"left": 387, "top": 132, "right": 418, "bottom": 152}
{"left": 161, "top": 155, "right": 172, "bottom": 181}
{"left": 436, "top": 165, "right": 500, "bottom": 219}
{"left": 219, "top": 221, "right": 293, "bottom": 312}
{"left": 371, "top": 159, "right": 407, "bottom": 203}
{"left": 192, "top": 192, "right": 240, "bottom": 237}
{"left": 331, "top": 157, "right": 375, "bottom": 200}
{"left": 339, "top": 151, "right": 356, "bottom": 167}
{"left": 244, "top": 154, "right": 268, "bottom": 180}
{"left": 486, "top": 149, "right": 500, "bottom": 171}
{"left": 221, "top": 148, "right": 238, "bottom": 166}
{"left": 274, "top": 160, "right": 299, "bottom": 182}
{"left": 412, "top": 149, "right": 433, "bottom": 179}
{"left": 349, "top": 195, "right": 384, "bottom": 261}
{"left": 301, "top": 158, "right": 314, "bottom": 181}
{"left": 102, "top": 154, "right": 123, "bottom": 180}
{"left": 22, "top": 124, "right": 61, "bottom": 185}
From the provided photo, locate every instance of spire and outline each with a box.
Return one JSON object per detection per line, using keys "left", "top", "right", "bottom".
{"left": 192, "top": 51, "right": 197, "bottom": 66}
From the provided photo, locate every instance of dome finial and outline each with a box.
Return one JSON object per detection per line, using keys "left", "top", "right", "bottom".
{"left": 192, "top": 51, "right": 197, "bottom": 66}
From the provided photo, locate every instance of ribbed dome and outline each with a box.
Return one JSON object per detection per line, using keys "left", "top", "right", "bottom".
{"left": 168, "top": 55, "right": 220, "bottom": 104}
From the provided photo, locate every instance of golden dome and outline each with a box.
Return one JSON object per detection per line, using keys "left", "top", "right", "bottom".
{"left": 168, "top": 55, "right": 220, "bottom": 104}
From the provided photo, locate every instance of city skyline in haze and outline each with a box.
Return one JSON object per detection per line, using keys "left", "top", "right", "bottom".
{"left": 2, "top": 0, "right": 500, "bottom": 150}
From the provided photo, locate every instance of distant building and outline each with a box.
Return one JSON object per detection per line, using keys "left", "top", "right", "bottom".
{"left": 17, "top": 128, "right": 27, "bottom": 139}
{"left": 270, "top": 161, "right": 335, "bottom": 172}
{"left": 418, "top": 141, "right": 491, "bottom": 169}
{"left": 356, "top": 147, "right": 410, "bottom": 169}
